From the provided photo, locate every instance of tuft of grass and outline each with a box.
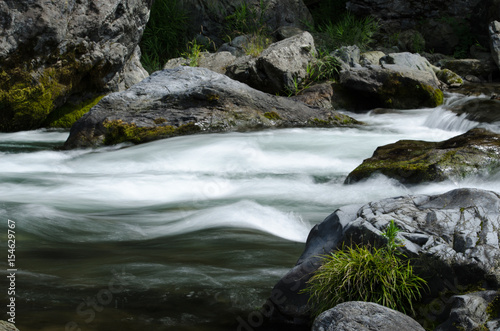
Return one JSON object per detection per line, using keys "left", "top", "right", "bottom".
{"left": 320, "top": 12, "right": 379, "bottom": 51}
{"left": 302, "top": 220, "right": 427, "bottom": 318}
{"left": 140, "top": 0, "right": 189, "bottom": 73}
{"left": 181, "top": 40, "right": 205, "bottom": 67}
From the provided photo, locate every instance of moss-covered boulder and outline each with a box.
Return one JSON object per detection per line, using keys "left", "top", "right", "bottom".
{"left": 436, "top": 69, "right": 464, "bottom": 87}
{"left": 0, "top": 1, "right": 151, "bottom": 132}
{"left": 345, "top": 128, "right": 500, "bottom": 184}
{"left": 339, "top": 64, "right": 443, "bottom": 110}
{"left": 64, "top": 67, "right": 360, "bottom": 148}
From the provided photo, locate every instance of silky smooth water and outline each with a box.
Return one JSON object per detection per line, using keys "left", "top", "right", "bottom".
{"left": 1, "top": 94, "right": 499, "bottom": 330}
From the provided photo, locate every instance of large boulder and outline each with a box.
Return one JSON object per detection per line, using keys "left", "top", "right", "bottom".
{"left": 64, "top": 66, "right": 358, "bottom": 149}
{"left": 338, "top": 53, "right": 443, "bottom": 110}
{"left": 312, "top": 302, "right": 425, "bottom": 331}
{"left": 0, "top": 0, "right": 151, "bottom": 132}
{"left": 345, "top": 128, "right": 500, "bottom": 185}
{"left": 226, "top": 31, "right": 316, "bottom": 95}
{"left": 266, "top": 188, "right": 500, "bottom": 328}
{"left": 490, "top": 21, "right": 500, "bottom": 71}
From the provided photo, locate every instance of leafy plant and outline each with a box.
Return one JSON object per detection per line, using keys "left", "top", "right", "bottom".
{"left": 243, "top": 33, "right": 272, "bottom": 57}
{"left": 320, "top": 12, "right": 379, "bottom": 51}
{"left": 182, "top": 40, "right": 205, "bottom": 67}
{"left": 140, "top": 0, "right": 189, "bottom": 73}
{"left": 302, "top": 220, "right": 427, "bottom": 318}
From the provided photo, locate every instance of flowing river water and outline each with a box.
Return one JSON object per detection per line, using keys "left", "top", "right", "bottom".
{"left": 1, "top": 93, "right": 500, "bottom": 330}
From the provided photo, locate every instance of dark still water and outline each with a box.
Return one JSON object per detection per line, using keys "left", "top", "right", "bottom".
{"left": 1, "top": 93, "right": 499, "bottom": 330}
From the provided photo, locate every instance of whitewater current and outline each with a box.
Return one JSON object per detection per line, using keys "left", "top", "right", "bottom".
{"left": 0, "top": 93, "right": 499, "bottom": 330}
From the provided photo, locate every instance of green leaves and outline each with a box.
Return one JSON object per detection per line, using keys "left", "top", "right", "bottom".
{"left": 321, "top": 12, "right": 379, "bottom": 51}
{"left": 302, "top": 220, "right": 427, "bottom": 318}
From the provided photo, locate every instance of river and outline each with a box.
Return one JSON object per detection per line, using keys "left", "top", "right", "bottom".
{"left": 0, "top": 93, "right": 499, "bottom": 330}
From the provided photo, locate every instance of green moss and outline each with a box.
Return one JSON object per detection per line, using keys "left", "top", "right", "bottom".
{"left": 263, "top": 111, "right": 281, "bottom": 121}
{"left": 0, "top": 68, "right": 67, "bottom": 131}
{"left": 103, "top": 120, "right": 201, "bottom": 145}
{"left": 44, "top": 95, "right": 105, "bottom": 128}
{"left": 379, "top": 73, "right": 444, "bottom": 109}
{"left": 309, "top": 114, "right": 360, "bottom": 127}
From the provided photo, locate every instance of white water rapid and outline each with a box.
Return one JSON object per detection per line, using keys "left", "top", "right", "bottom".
{"left": 0, "top": 93, "right": 499, "bottom": 330}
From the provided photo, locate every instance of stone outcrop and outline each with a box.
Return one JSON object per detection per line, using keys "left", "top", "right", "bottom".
{"left": 266, "top": 188, "right": 500, "bottom": 328}
{"left": 181, "top": 0, "right": 312, "bottom": 46}
{"left": 312, "top": 302, "right": 425, "bottom": 331}
{"left": 226, "top": 31, "right": 316, "bottom": 95}
{"left": 436, "top": 69, "right": 464, "bottom": 88}
{"left": 0, "top": 0, "right": 151, "bottom": 132}
{"left": 338, "top": 52, "right": 443, "bottom": 110}
{"left": 490, "top": 21, "right": 500, "bottom": 71}
{"left": 64, "top": 66, "right": 358, "bottom": 149}
{"left": 345, "top": 128, "right": 500, "bottom": 185}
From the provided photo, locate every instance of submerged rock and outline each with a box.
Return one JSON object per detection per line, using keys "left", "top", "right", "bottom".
{"left": 266, "top": 188, "right": 500, "bottom": 328}
{"left": 64, "top": 66, "right": 358, "bottom": 149}
{"left": 312, "top": 302, "right": 425, "bottom": 331}
{"left": 345, "top": 128, "right": 500, "bottom": 185}
{"left": 448, "top": 98, "right": 500, "bottom": 123}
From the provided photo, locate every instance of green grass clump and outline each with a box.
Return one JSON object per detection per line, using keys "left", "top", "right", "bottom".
{"left": 302, "top": 220, "right": 427, "bottom": 317}
{"left": 140, "top": 0, "right": 189, "bottom": 73}
{"left": 320, "top": 12, "right": 379, "bottom": 51}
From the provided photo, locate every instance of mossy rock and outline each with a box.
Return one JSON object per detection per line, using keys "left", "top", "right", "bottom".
{"left": 345, "top": 128, "right": 500, "bottom": 184}
{"left": 103, "top": 120, "right": 201, "bottom": 145}
{"left": 436, "top": 69, "right": 464, "bottom": 87}
{"left": 379, "top": 72, "right": 444, "bottom": 109}
{"left": 44, "top": 95, "right": 105, "bottom": 128}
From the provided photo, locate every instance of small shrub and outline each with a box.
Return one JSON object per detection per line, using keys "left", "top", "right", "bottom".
{"left": 321, "top": 12, "right": 379, "bottom": 51}
{"left": 181, "top": 40, "right": 205, "bottom": 67}
{"left": 302, "top": 220, "right": 427, "bottom": 317}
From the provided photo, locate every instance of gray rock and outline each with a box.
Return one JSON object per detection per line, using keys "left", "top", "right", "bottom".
{"left": 226, "top": 31, "right": 316, "bottom": 94}
{"left": 292, "top": 82, "right": 334, "bottom": 109}
{"left": 338, "top": 62, "right": 443, "bottom": 109}
{"left": 360, "top": 51, "right": 386, "bottom": 67}
{"left": 163, "top": 52, "right": 237, "bottom": 75}
{"left": 436, "top": 69, "right": 464, "bottom": 88}
{"left": 312, "top": 302, "right": 425, "bottom": 331}
{"left": 448, "top": 98, "right": 500, "bottom": 123}
{"left": 441, "top": 58, "right": 500, "bottom": 81}
{"left": 0, "top": 0, "right": 151, "bottom": 131}
{"left": 435, "top": 291, "right": 499, "bottom": 331}
{"left": 345, "top": 128, "right": 500, "bottom": 184}
{"left": 490, "top": 21, "right": 500, "bottom": 70}
{"left": 333, "top": 45, "right": 361, "bottom": 68}
{"left": 0, "top": 320, "right": 19, "bottom": 331}
{"left": 64, "top": 66, "right": 358, "bottom": 148}
{"left": 380, "top": 53, "right": 438, "bottom": 80}
{"left": 267, "top": 188, "right": 500, "bottom": 326}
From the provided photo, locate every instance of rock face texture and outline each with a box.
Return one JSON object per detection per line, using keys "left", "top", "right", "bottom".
{"left": 267, "top": 188, "right": 500, "bottom": 327}
{"left": 490, "top": 21, "right": 500, "bottom": 70}
{"left": 345, "top": 128, "right": 500, "bottom": 185}
{"left": 312, "top": 302, "right": 425, "bottom": 331}
{"left": 182, "top": 0, "right": 312, "bottom": 45}
{"left": 338, "top": 53, "right": 443, "bottom": 110}
{"left": 226, "top": 32, "right": 316, "bottom": 95}
{"left": 64, "top": 66, "right": 358, "bottom": 149}
{"left": 0, "top": 0, "right": 151, "bottom": 131}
